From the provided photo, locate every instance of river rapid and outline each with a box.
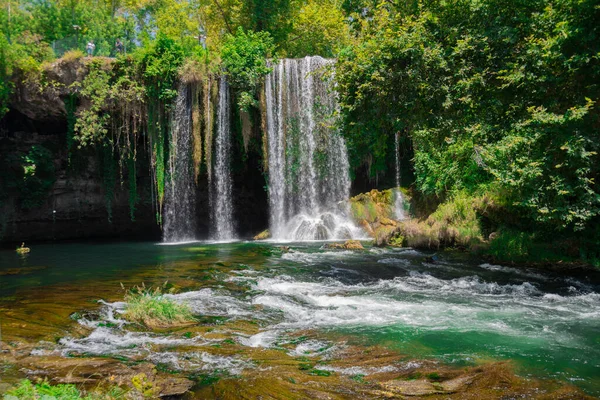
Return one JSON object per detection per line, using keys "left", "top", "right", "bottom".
{"left": 1, "top": 241, "right": 599, "bottom": 397}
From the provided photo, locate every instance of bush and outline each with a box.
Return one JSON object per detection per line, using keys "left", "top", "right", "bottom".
{"left": 486, "top": 229, "right": 532, "bottom": 262}
{"left": 221, "top": 27, "right": 275, "bottom": 111}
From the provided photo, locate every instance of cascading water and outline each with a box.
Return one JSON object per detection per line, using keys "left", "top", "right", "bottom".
{"left": 163, "top": 83, "right": 197, "bottom": 242}
{"left": 394, "top": 132, "right": 407, "bottom": 220}
{"left": 211, "top": 76, "right": 235, "bottom": 240}
{"left": 265, "top": 56, "right": 362, "bottom": 240}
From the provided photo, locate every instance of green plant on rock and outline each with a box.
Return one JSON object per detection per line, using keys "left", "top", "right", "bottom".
{"left": 123, "top": 283, "right": 195, "bottom": 328}
{"left": 18, "top": 145, "right": 56, "bottom": 210}
{"left": 486, "top": 229, "right": 533, "bottom": 262}
{"left": 131, "top": 373, "right": 155, "bottom": 398}
{"left": 74, "top": 60, "right": 112, "bottom": 147}
{"left": 3, "top": 378, "right": 128, "bottom": 400}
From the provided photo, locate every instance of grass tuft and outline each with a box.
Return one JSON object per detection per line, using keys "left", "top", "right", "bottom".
{"left": 122, "top": 283, "right": 195, "bottom": 328}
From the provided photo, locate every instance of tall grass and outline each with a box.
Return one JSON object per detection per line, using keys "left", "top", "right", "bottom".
{"left": 123, "top": 284, "right": 195, "bottom": 328}
{"left": 400, "top": 192, "right": 483, "bottom": 249}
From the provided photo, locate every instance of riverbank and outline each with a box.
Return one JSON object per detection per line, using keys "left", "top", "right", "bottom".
{"left": 349, "top": 188, "right": 600, "bottom": 270}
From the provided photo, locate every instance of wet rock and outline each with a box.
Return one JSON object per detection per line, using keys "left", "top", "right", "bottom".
{"left": 0, "top": 266, "right": 46, "bottom": 276}
{"left": 321, "top": 213, "right": 337, "bottom": 231}
{"left": 15, "top": 356, "right": 193, "bottom": 397}
{"left": 253, "top": 229, "right": 270, "bottom": 240}
{"left": 379, "top": 217, "right": 397, "bottom": 227}
{"left": 376, "top": 378, "right": 444, "bottom": 396}
{"left": 324, "top": 240, "right": 364, "bottom": 250}
{"left": 278, "top": 246, "right": 292, "bottom": 253}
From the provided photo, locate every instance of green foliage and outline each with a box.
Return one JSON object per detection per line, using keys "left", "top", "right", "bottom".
{"left": 17, "top": 145, "right": 56, "bottom": 210}
{"left": 482, "top": 101, "right": 600, "bottom": 231}
{"left": 100, "top": 145, "right": 117, "bottom": 223}
{"left": 137, "top": 34, "right": 185, "bottom": 103}
{"left": 221, "top": 27, "right": 274, "bottom": 111}
{"left": 284, "top": 0, "right": 351, "bottom": 58}
{"left": 75, "top": 61, "right": 112, "bottom": 147}
{"left": 3, "top": 378, "right": 128, "bottom": 400}
{"left": 0, "top": 35, "right": 12, "bottom": 119}
{"left": 337, "top": 0, "right": 600, "bottom": 236}
{"left": 487, "top": 229, "right": 534, "bottom": 262}
{"left": 123, "top": 283, "right": 195, "bottom": 328}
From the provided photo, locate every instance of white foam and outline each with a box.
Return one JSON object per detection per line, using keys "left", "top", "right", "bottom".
{"left": 316, "top": 364, "right": 398, "bottom": 376}
{"left": 288, "top": 340, "right": 332, "bottom": 357}
{"left": 237, "top": 330, "right": 280, "bottom": 348}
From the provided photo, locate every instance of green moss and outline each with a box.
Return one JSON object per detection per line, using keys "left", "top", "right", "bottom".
{"left": 389, "top": 235, "right": 405, "bottom": 247}
{"left": 427, "top": 372, "right": 441, "bottom": 381}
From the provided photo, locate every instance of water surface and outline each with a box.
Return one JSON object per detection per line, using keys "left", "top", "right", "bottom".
{"left": 1, "top": 241, "right": 599, "bottom": 395}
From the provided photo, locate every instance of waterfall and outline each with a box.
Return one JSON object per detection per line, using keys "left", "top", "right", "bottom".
{"left": 394, "top": 131, "right": 407, "bottom": 220}
{"left": 211, "top": 76, "right": 235, "bottom": 240}
{"left": 163, "top": 84, "right": 197, "bottom": 242}
{"left": 265, "top": 56, "right": 362, "bottom": 241}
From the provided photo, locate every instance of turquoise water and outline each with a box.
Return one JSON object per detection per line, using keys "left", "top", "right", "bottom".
{"left": 1, "top": 241, "right": 599, "bottom": 394}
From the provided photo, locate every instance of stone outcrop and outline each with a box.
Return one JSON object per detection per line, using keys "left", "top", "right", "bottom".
{"left": 349, "top": 189, "right": 405, "bottom": 246}
{"left": 324, "top": 240, "right": 364, "bottom": 250}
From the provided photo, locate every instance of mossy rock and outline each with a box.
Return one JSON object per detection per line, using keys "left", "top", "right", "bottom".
{"left": 253, "top": 229, "right": 270, "bottom": 240}
{"left": 324, "top": 240, "right": 365, "bottom": 250}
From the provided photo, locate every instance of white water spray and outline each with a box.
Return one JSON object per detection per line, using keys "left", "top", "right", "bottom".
{"left": 265, "top": 57, "right": 361, "bottom": 240}
{"left": 211, "top": 76, "right": 235, "bottom": 240}
{"left": 394, "top": 131, "right": 407, "bottom": 220}
{"left": 163, "top": 84, "right": 197, "bottom": 242}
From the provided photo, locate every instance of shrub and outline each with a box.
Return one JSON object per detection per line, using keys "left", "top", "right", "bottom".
{"left": 62, "top": 50, "right": 86, "bottom": 62}
{"left": 487, "top": 229, "right": 532, "bottom": 262}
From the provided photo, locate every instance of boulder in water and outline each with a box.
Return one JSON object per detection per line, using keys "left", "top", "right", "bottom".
{"left": 324, "top": 240, "right": 364, "bottom": 250}
{"left": 253, "top": 229, "right": 271, "bottom": 240}
{"left": 321, "top": 213, "right": 337, "bottom": 231}
{"left": 315, "top": 224, "right": 330, "bottom": 240}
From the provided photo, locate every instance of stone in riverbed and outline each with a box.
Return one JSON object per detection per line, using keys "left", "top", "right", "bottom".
{"left": 253, "top": 229, "right": 270, "bottom": 240}
{"left": 324, "top": 240, "right": 364, "bottom": 250}
{"left": 15, "top": 356, "right": 194, "bottom": 397}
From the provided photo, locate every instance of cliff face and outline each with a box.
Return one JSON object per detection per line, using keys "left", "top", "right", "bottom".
{"left": 0, "top": 57, "right": 268, "bottom": 244}
{"left": 0, "top": 107, "right": 160, "bottom": 244}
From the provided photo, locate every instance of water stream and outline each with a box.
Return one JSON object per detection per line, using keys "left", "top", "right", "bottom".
{"left": 394, "top": 131, "right": 406, "bottom": 221}
{"left": 2, "top": 242, "right": 599, "bottom": 396}
{"left": 211, "top": 77, "right": 235, "bottom": 240}
{"left": 163, "top": 84, "right": 197, "bottom": 242}
{"left": 265, "top": 57, "right": 361, "bottom": 240}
